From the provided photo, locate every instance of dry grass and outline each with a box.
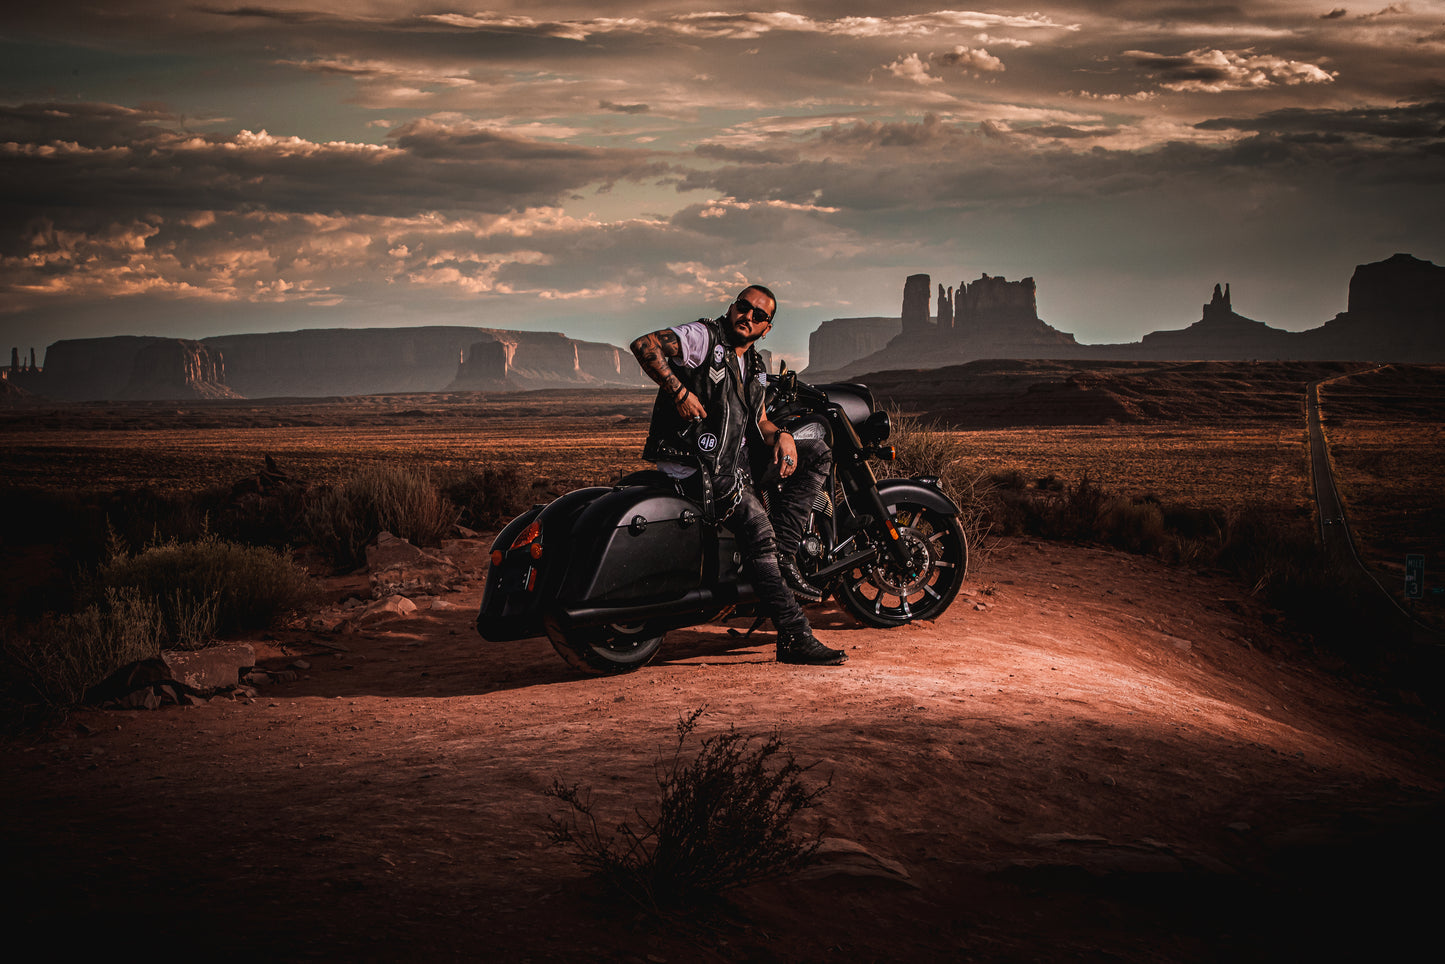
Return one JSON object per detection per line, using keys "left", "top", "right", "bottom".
{"left": 942, "top": 422, "right": 1313, "bottom": 512}
{"left": 1324, "top": 420, "right": 1445, "bottom": 580}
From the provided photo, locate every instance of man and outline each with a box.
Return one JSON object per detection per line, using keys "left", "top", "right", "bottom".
{"left": 630, "top": 285, "right": 846, "bottom": 666}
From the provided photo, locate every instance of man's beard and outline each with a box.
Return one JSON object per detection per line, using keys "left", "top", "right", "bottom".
{"left": 723, "top": 321, "right": 760, "bottom": 348}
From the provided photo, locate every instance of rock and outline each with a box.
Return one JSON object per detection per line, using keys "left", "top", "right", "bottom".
{"left": 901, "top": 273, "right": 932, "bottom": 336}
{"left": 355, "top": 595, "right": 419, "bottom": 623}
{"left": 805, "top": 253, "right": 1445, "bottom": 378}
{"left": 954, "top": 273, "right": 1042, "bottom": 330}
{"left": 119, "top": 338, "right": 237, "bottom": 400}
{"left": 805, "top": 317, "right": 901, "bottom": 374}
{"left": 438, "top": 536, "right": 492, "bottom": 576}
{"left": 366, "top": 531, "right": 465, "bottom": 598}
{"left": 796, "top": 837, "right": 917, "bottom": 887}
{"left": 160, "top": 643, "right": 257, "bottom": 695}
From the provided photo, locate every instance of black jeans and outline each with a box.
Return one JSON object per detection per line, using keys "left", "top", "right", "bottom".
{"left": 680, "top": 475, "right": 810, "bottom": 636}
{"left": 761, "top": 435, "right": 833, "bottom": 559}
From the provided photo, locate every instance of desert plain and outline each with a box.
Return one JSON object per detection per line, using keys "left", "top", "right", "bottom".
{"left": 2, "top": 360, "right": 1443, "bottom": 961}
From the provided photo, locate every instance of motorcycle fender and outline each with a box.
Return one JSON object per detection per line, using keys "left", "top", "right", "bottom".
{"left": 559, "top": 487, "right": 709, "bottom": 604}
{"left": 874, "top": 478, "right": 961, "bottom": 516}
{"left": 476, "top": 488, "right": 610, "bottom": 642}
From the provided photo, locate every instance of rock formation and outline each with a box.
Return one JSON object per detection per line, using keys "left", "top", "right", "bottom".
{"left": 805, "top": 254, "right": 1445, "bottom": 378}
{"left": 21, "top": 326, "right": 648, "bottom": 401}
{"left": 806, "top": 317, "right": 903, "bottom": 374}
{"left": 1131, "top": 282, "right": 1296, "bottom": 360}
{"left": 955, "top": 274, "right": 1040, "bottom": 331}
{"left": 33, "top": 336, "right": 178, "bottom": 400}
{"left": 119, "top": 339, "right": 237, "bottom": 400}
{"left": 1298, "top": 253, "right": 1445, "bottom": 360}
{"left": 901, "top": 274, "right": 932, "bottom": 336}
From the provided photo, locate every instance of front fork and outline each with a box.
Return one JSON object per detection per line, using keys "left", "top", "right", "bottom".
{"left": 840, "top": 460, "right": 918, "bottom": 571}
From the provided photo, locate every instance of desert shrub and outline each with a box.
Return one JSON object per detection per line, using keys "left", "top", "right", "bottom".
{"left": 1097, "top": 497, "right": 1168, "bottom": 556}
{"left": 1055, "top": 472, "right": 1109, "bottom": 540}
{"left": 97, "top": 533, "right": 307, "bottom": 647}
{"left": 303, "top": 462, "right": 460, "bottom": 568}
{"left": 545, "top": 708, "right": 827, "bottom": 913}
{"left": 990, "top": 468, "right": 1028, "bottom": 491}
{"left": 1035, "top": 472, "right": 1065, "bottom": 492}
{"left": 438, "top": 465, "right": 535, "bottom": 530}
{"left": 1, "top": 587, "right": 164, "bottom": 712}
{"left": 883, "top": 409, "right": 994, "bottom": 559}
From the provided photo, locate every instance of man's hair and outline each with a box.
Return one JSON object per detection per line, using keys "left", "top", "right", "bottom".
{"left": 739, "top": 284, "right": 779, "bottom": 321}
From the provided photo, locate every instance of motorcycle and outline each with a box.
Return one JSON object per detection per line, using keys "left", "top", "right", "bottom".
{"left": 475, "top": 369, "right": 968, "bottom": 674}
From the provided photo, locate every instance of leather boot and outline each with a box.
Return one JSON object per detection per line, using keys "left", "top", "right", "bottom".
{"left": 777, "top": 630, "right": 847, "bottom": 666}
{"left": 780, "top": 555, "right": 824, "bottom": 603}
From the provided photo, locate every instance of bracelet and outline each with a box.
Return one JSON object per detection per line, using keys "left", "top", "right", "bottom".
{"left": 775, "top": 429, "right": 792, "bottom": 445}
{"left": 674, "top": 384, "right": 688, "bottom": 400}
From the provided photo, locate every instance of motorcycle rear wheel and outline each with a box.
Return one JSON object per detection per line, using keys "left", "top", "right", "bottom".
{"left": 544, "top": 616, "right": 666, "bottom": 675}
{"left": 837, "top": 501, "right": 967, "bottom": 628}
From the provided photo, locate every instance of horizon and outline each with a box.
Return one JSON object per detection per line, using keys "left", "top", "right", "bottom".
{"left": 3, "top": 2, "right": 1442, "bottom": 369}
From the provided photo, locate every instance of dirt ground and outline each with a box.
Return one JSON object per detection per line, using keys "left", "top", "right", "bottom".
{"left": 4, "top": 536, "right": 1444, "bottom": 962}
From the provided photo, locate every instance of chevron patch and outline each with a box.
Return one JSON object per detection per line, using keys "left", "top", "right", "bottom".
{"left": 709, "top": 365, "right": 726, "bottom": 384}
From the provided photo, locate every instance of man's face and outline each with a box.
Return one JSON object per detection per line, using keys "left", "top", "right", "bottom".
{"left": 725, "top": 288, "right": 775, "bottom": 347}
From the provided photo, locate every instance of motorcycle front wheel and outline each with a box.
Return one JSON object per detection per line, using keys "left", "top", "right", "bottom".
{"left": 543, "top": 616, "right": 666, "bottom": 675}
{"left": 837, "top": 501, "right": 967, "bottom": 628}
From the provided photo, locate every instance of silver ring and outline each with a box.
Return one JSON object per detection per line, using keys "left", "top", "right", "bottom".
{"left": 783, "top": 455, "right": 795, "bottom": 466}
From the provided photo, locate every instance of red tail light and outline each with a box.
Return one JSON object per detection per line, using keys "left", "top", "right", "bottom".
{"left": 510, "top": 519, "right": 541, "bottom": 551}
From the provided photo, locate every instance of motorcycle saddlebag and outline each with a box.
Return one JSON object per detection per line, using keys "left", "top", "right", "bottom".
{"left": 557, "top": 485, "right": 710, "bottom": 604}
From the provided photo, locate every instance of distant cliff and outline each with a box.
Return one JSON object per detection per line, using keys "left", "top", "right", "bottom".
{"left": 807, "top": 317, "right": 901, "bottom": 374}
{"left": 35, "top": 336, "right": 236, "bottom": 401}
{"left": 805, "top": 254, "right": 1445, "bottom": 378}
{"left": 22, "top": 326, "right": 648, "bottom": 401}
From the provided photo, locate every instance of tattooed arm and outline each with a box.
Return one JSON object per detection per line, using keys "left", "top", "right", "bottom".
{"left": 631, "top": 329, "right": 706, "bottom": 418}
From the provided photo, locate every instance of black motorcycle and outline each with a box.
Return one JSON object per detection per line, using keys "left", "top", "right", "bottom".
{"left": 475, "top": 371, "right": 968, "bottom": 674}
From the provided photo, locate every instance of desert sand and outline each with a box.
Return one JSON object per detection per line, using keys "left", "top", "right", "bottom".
{"left": 4, "top": 531, "right": 1442, "bottom": 961}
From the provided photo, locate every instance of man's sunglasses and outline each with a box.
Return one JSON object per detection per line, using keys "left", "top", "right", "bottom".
{"left": 733, "top": 299, "right": 772, "bottom": 326}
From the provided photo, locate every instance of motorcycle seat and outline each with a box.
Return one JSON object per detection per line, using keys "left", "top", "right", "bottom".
{"left": 615, "top": 469, "right": 680, "bottom": 490}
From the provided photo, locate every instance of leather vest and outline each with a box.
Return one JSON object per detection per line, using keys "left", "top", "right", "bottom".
{"left": 642, "top": 317, "right": 767, "bottom": 482}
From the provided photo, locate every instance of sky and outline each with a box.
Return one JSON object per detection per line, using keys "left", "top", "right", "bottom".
{"left": 2, "top": 2, "right": 1442, "bottom": 368}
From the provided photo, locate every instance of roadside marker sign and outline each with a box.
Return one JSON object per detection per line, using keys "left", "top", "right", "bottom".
{"left": 1405, "top": 554, "right": 1424, "bottom": 600}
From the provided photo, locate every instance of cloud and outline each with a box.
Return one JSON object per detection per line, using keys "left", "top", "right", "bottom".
{"left": 1195, "top": 100, "right": 1445, "bottom": 144}
{"left": 884, "top": 53, "right": 942, "bottom": 86}
{"left": 0, "top": 103, "right": 670, "bottom": 225}
{"left": 1123, "top": 47, "right": 1338, "bottom": 92}
{"left": 935, "top": 46, "right": 1006, "bottom": 74}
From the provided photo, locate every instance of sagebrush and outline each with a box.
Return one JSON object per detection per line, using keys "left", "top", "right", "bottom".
{"left": 1, "top": 587, "right": 164, "bottom": 713}
{"left": 97, "top": 532, "right": 307, "bottom": 648}
{"left": 883, "top": 408, "right": 994, "bottom": 561}
{"left": 302, "top": 462, "right": 460, "bottom": 567}
{"left": 546, "top": 708, "right": 827, "bottom": 913}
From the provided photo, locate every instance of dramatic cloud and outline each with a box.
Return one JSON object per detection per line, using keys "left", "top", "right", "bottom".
{"left": 1123, "top": 48, "right": 1337, "bottom": 92}
{"left": 1, "top": 2, "right": 1442, "bottom": 359}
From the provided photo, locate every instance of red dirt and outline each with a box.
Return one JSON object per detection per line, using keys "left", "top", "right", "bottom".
{"left": 4, "top": 537, "right": 1443, "bottom": 961}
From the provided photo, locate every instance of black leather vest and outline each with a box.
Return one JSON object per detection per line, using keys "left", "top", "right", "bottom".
{"left": 642, "top": 317, "right": 767, "bottom": 481}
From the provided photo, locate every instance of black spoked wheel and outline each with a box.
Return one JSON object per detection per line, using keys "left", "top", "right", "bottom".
{"left": 837, "top": 501, "right": 968, "bottom": 628}
{"left": 544, "top": 616, "right": 666, "bottom": 675}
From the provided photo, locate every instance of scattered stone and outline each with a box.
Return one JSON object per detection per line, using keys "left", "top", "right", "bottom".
{"left": 355, "top": 595, "right": 419, "bottom": 624}
{"left": 161, "top": 643, "right": 256, "bottom": 695}
{"left": 367, "top": 531, "right": 465, "bottom": 598}
{"left": 796, "top": 837, "right": 917, "bottom": 887}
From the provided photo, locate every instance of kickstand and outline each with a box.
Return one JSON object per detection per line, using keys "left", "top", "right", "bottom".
{"left": 727, "top": 616, "right": 769, "bottom": 639}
